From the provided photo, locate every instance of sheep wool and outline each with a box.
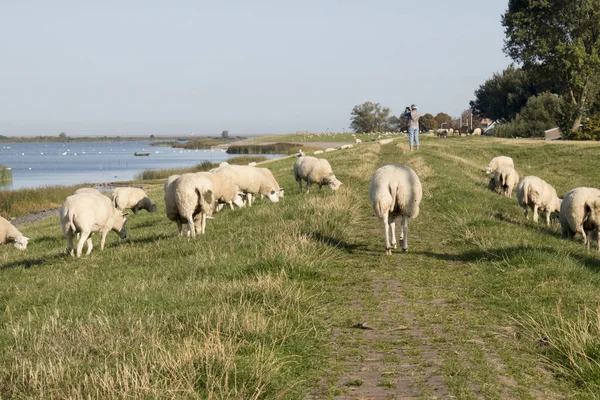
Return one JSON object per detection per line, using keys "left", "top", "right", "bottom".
{"left": 213, "top": 165, "right": 280, "bottom": 207}
{"left": 60, "top": 193, "right": 128, "bottom": 257}
{"left": 516, "top": 176, "right": 562, "bottom": 225}
{"left": 560, "top": 187, "right": 600, "bottom": 251}
{"left": 74, "top": 187, "right": 104, "bottom": 196}
{"left": 486, "top": 156, "right": 514, "bottom": 174}
{"left": 111, "top": 187, "right": 157, "bottom": 214}
{"left": 369, "top": 164, "right": 422, "bottom": 255}
{"left": 0, "top": 216, "right": 29, "bottom": 250}
{"left": 490, "top": 165, "right": 519, "bottom": 198}
{"left": 293, "top": 155, "right": 342, "bottom": 193}
{"left": 173, "top": 173, "right": 216, "bottom": 237}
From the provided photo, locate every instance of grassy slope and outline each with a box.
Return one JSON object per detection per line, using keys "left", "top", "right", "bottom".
{"left": 1, "top": 136, "right": 600, "bottom": 398}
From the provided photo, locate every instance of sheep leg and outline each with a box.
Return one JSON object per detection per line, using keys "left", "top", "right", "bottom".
{"left": 579, "top": 227, "right": 588, "bottom": 249}
{"left": 85, "top": 236, "right": 93, "bottom": 255}
{"left": 545, "top": 210, "right": 551, "bottom": 226}
{"left": 176, "top": 220, "right": 184, "bottom": 236}
{"left": 388, "top": 214, "right": 397, "bottom": 249}
{"left": 186, "top": 216, "right": 196, "bottom": 238}
{"left": 532, "top": 204, "right": 539, "bottom": 223}
{"left": 76, "top": 231, "right": 91, "bottom": 258}
{"left": 202, "top": 213, "right": 207, "bottom": 234}
{"left": 247, "top": 193, "right": 253, "bottom": 207}
{"left": 297, "top": 179, "right": 303, "bottom": 193}
{"left": 401, "top": 215, "right": 409, "bottom": 252}
{"left": 382, "top": 212, "right": 391, "bottom": 255}
{"left": 228, "top": 201, "right": 234, "bottom": 210}
{"left": 65, "top": 229, "right": 74, "bottom": 256}
{"left": 306, "top": 183, "right": 312, "bottom": 193}
{"left": 100, "top": 229, "right": 110, "bottom": 251}
{"left": 523, "top": 206, "right": 529, "bottom": 219}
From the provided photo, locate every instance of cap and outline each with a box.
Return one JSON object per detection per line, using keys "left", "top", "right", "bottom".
{"left": 411, "top": 104, "right": 417, "bottom": 109}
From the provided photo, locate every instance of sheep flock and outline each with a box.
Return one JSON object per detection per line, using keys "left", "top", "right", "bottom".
{"left": 2, "top": 138, "right": 599, "bottom": 258}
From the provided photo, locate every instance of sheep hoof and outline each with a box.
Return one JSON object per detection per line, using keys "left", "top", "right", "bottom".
{"left": 402, "top": 247, "right": 408, "bottom": 253}
{"left": 385, "top": 248, "right": 392, "bottom": 255}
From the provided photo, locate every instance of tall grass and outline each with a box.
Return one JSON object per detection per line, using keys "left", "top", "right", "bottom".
{"left": 0, "top": 165, "right": 12, "bottom": 182}
{"left": 134, "top": 161, "right": 218, "bottom": 180}
{"left": 0, "top": 185, "right": 84, "bottom": 218}
{"left": 227, "top": 143, "right": 310, "bottom": 155}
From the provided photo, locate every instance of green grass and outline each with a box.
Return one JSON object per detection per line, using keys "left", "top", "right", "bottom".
{"left": 3, "top": 136, "right": 600, "bottom": 398}
{"left": 0, "top": 165, "right": 12, "bottom": 183}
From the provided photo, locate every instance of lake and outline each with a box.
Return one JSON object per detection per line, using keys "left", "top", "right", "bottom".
{"left": 0, "top": 141, "right": 283, "bottom": 190}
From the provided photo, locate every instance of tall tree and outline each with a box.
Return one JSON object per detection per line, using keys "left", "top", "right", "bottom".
{"left": 420, "top": 113, "right": 437, "bottom": 131}
{"left": 503, "top": 0, "right": 600, "bottom": 131}
{"left": 350, "top": 102, "right": 391, "bottom": 133}
{"left": 470, "top": 66, "right": 539, "bottom": 121}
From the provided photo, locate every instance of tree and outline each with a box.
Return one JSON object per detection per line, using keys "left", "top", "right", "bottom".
{"left": 350, "top": 102, "right": 390, "bottom": 133}
{"left": 470, "top": 66, "right": 540, "bottom": 121}
{"left": 434, "top": 113, "right": 452, "bottom": 129}
{"left": 503, "top": 0, "right": 600, "bottom": 131}
{"left": 58, "top": 132, "right": 67, "bottom": 139}
{"left": 221, "top": 130, "right": 229, "bottom": 139}
{"left": 420, "top": 113, "right": 437, "bottom": 131}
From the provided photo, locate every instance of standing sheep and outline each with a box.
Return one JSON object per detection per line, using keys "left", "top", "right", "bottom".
{"left": 489, "top": 165, "right": 520, "bottom": 198}
{"left": 486, "top": 156, "right": 514, "bottom": 174}
{"left": 74, "top": 187, "right": 104, "bottom": 196}
{"left": 195, "top": 172, "right": 245, "bottom": 211}
{"left": 293, "top": 155, "right": 342, "bottom": 193}
{"left": 369, "top": 165, "right": 422, "bottom": 255}
{"left": 111, "top": 187, "right": 157, "bottom": 214}
{"left": 212, "top": 165, "right": 280, "bottom": 207}
{"left": 0, "top": 216, "right": 29, "bottom": 250}
{"left": 515, "top": 176, "right": 562, "bottom": 225}
{"left": 164, "top": 174, "right": 198, "bottom": 236}
{"left": 560, "top": 187, "right": 600, "bottom": 251}
{"left": 173, "top": 173, "right": 215, "bottom": 237}
{"left": 60, "top": 193, "right": 128, "bottom": 257}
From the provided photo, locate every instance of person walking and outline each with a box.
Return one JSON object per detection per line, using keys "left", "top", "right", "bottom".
{"left": 404, "top": 104, "right": 421, "bottom": 153}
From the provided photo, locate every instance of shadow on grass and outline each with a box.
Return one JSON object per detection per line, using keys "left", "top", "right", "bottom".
{"left": 421, "top": 244, "right": 600, "bottom": 272}
{"left": 0, "top": 253, "right": 65, "bottom": 270}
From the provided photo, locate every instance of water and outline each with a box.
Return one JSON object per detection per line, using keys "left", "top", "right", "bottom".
{"left": 0, "top": 141, "right": 282, "bottom": 190}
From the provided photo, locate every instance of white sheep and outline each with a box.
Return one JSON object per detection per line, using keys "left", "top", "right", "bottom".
{"left": 172, "top": 173, "right": 216, "bottom": 237}
{"left": 196, "top": 172, "right": 245, "bottom": 211}
{"left": 489, "top": 165, "right": 520, "bottom": 198}
{"left": 0, "top": 216, "right": 29, "bottom": 250}
{"left": 256, "top": 168, "right": 284, "bottom": 199}
{"left": 341, "top": 144, "right": 353, "bottom": 149}
{"left": 355, "top": 138, "right": 362, "bottom": 144}
{"left": 293, "top": 155, "right": 342, "bottom": 193}
{"left": 472, "top": 128, "right": 482, "bottom": 135}
{"left": 324, "top": 147, "right": 337, "bottom": 152}
{"left": 213, "top": 165, "right": 280, "bottom": 207}
{"left": 164, "top": 174, "right": 197, "bottom": 236}
{"left": 74, "top": 187, "right": 104, "bottom": 196}
{"left": 60, "top": 193, "right": 128, "bottom": 257}
{"left": 560, "top": 187, "right": 600, "bottom": 251}
{"left": 369, "top": 164, "right": 422, "bottom": 255}
{"left": 111, "top": 187, "right": 157, "bottom": 214}
{"left": 515, "top": 176, "right": 562, "bottom": 225}
{"left": 313, "top": 150, "right": 324, "bottom": 155}
{"left": 486, "top": 156, "right": 514, "bottom": 174}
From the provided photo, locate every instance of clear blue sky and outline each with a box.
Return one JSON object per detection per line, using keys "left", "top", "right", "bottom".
{"left": 0, "top": 0, "right": 511, "bottom": 136}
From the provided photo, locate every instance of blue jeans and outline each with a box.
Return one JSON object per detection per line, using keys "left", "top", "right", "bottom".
{"left": 408, "top": 127, "right": 419, "bottom": 147}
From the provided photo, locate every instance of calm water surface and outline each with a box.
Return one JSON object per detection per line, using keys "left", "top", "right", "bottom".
{"left": 0, "top": 141, "right": 282, "bottom": 190}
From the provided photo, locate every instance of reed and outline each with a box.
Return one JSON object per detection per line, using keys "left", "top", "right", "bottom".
{"left": 226, "top": 143, "right": 314, "bottom": 155}
{"left": 0, "top": 165, "right": 12, "bottom": 182}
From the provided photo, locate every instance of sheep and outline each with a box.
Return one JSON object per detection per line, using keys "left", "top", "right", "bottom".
{"left": 0, "top": 216, "right": 29, "bottom": 250}
{"left": 472, "top": 128, "right": 482, "bottom": 135}
{"left": 486, "top": 156, "right": 514, "bottom": 174}
{"left": 195, "top": 172, "right": 245, "bottom": 211}
{"left": 256, "top": 168, "right": 284, "bottom": 199}
{"left": 111, "top": 187, "right": 157, "bottom": 214}
{"left": 293, "top": 155, "right": 342, "bottom": 193}
{"left": 324, "top": 147, "right": 337, "bottom": 152}
{"left": 341, "top": 144, "right": 353, "bottom": 149}
{"left": 369, "top": 164, "right": 422, "bottom": 255}
{"left": 515, "top": 176, "right": 562, "bottom": 225}
{"left": 172, "top": 173, "right": 216, "bottom": 237}
{"left": 74, "top": 187, "right": 103, "bottom": 196}
{"left": 560, "top": 187, "right": 600, "bottom": 251}
{"left": 212, "top": 165, "right": 280, "bottom": 207}
{"left": 313, "top": 150, "right": 324, "bottom": 155}
{"left": 164, "top": 174, "right": 196, "bottom": 236}
{"left": 379, "top": 138, "right": 393, "bottom": 145}
{"left": 60, "top": 193, "right": 128, "bottom": 257}
{"left": 355, "top": 138, "right": 362, "bottom": 144}
{"left": 489, "top": 165, "right": 520, "bottom": 198}
{"left": 436, "top": 129, "right": 448, "bottom": 138}
{"left": 248, "top": 162, "right": 257, "bottom": 167}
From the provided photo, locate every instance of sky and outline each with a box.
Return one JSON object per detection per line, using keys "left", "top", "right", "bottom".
{"left": 0, "top": 0, "right": 512, "bottom": 136}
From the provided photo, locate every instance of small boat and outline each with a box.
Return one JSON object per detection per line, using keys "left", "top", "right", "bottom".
{"left": 134, "top": 152, "right": 150, "bottom": 156}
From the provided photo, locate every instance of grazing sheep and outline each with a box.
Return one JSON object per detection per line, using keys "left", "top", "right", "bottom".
{"left": 324, "top": 147, "right": 337, "bottom": 152}
{"left": 111, "top": 187, "right": 157, "bottom": 214}
{"left": 164, "top": 174, "right": 198, "bottom": 236}
{"left": 173, "top": 173, "right": 215, "bottom": 237}
{"left": 313, "top": 150, "right": 324, "bottom": 155}
{"left": 293, "top": 155, "right": 342, "bottom": 193}
{"left": 472, "top": 128, "right": 482, "bottom": 135}
{"left": 355, "top": 138, "right": 362, "bottom": 144}
{"left": 436, "top": 129, "right": 448, "bottom": 138}
{"left": 489, "top": 165, "right": 520, "bottom": 198}
{"left": 341, "top": 144, "right": 353, "bottom": 149}
{"left": 560, "top": 187, "right": 600, "bottom": 250}
{"left": 213, "top": 165, "right": 280, "bottom": 207}
{"left": 195, "top": 172, "right": 245, "bottom": 211}
{"left": 74, "top": 187, "right": 104, "bottom": 196}
{"left": 516, "top": 176, "right": 562, "bottom": 225}
{"left": 0, "top": 216, "right": 29, "bottom": 250}
{"left": 256, "top": 168, "right": 284, "bottom": 199}
{"left": 369, "top": 164, "right": 422, "bottom": 255}
{"left": 486, "top": 156, "right": 514, "bottom": 174}
{"left": 60, "top": 193, "right": 128, "bottom": 257}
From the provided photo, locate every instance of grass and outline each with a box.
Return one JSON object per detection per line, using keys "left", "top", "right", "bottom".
{"left": 0, "top": 165, "right": 12, "bottom": 183}
{"left": 2, "top": 135, "right": 600, "bottom": 397}
{"left": 0, "top": 185, "right": 96, "bottom": 219}
{"left": 226, "top": 143, "right": 318, "bottom": 155}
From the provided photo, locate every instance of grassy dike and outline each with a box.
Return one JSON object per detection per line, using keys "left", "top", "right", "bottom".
{"left": 1, "top": 136, "right": 600, "bottom": 398}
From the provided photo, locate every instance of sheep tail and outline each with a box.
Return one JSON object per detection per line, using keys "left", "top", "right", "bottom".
{"left": 68, "top": 212, "right": 76, "bottom": 233}
{"left": 522, "top": 180, "right": 529, "bottom": 204}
